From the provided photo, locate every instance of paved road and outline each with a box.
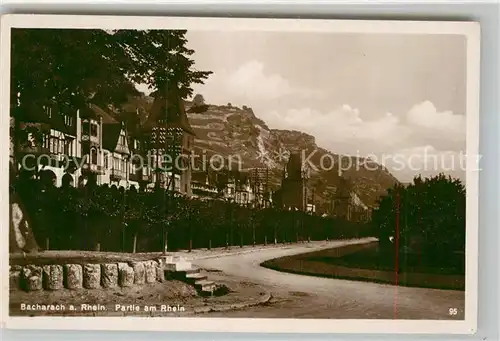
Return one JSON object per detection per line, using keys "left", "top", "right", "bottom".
{"left": 192, "top": 239, "right": 465, "bottom": 320}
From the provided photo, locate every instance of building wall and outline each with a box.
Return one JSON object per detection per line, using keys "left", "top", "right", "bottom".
{"left": 14, "top": 107, "right": 192, "bottom": 193}
{"left": 28, "top": 109, "right": 83, "bottom": 188}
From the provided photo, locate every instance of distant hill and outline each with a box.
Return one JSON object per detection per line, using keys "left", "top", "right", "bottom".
{"left": 120, "top": 95, "right": 399, "bottom": 208}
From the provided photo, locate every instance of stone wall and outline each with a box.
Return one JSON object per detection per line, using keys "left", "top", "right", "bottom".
{"left": 9, "top": 260, "right": 165, "bottom": 292}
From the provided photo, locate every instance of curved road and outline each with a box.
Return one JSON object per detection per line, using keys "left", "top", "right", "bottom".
{"left": 192, "top": 240, "right": 465, "bottom": 319}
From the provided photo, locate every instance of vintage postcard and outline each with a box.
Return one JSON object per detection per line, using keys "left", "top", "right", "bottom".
{"left": 1, "top": 15, "right": 480, "bottom": 334}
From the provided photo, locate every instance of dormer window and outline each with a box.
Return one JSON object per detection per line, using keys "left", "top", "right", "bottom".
{"left": 90, "top": 123, "right": 98, "bottom": 137}
{"left": 64, "top": 115, "right": 73, "bottom": 126}
{"left": 44, "top": 106, "right": 52, "bottom": 119}
{"left": 118, "top": 134, "right": 126, "bottom": 146}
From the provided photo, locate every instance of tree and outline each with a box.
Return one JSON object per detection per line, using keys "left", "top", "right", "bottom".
{"left": 111, "top": 30, "right": 212, "bottom": 96}
{"left": 10, "top": 29, "right": 213, "bottom": 250}
{"left": 11, "top": 29, "right": 133, "bottom": 110}
{"left": 192, "top": 94, "right": 205, "bottom": 106}
{"left": 188, "top": 93, "right": 209, "bottom": 114}
{"left": 10, "top": 29, "right": 212, "bottom": 158}
{"left": 372, "top": 174, "right": 466, "bottom": 254}
{"left": 122, "top": 190, "right": 147, "bottom": 253}
{"left": 12, "top": 29, "right": 212, "bottom": 108}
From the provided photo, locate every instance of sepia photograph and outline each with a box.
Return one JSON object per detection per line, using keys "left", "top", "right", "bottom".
{"left": 1, "top": 15, "right": 480, "bottom": 334}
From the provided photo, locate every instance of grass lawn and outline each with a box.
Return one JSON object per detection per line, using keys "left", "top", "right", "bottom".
{"left": 262, "top": 242, "right": 465, "bottom": 290}
{"left": 304, "top": 243, "right": 465, "bottom": 276}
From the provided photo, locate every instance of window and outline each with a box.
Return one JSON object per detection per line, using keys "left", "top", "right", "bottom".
{"left": 91, "top": 148, "right": 97, "bottom": 164}
{"left": 64, "top": 115, "right": 73, "bottom": 126}
{"left": 44, "top": 106, "right": 52, "bottom": 119}
{"left": 82, "top": 122, "right": 89, "bottom": 135}
{"left": 90, "top": 123, "right": 98, "bottom": 137}
{"left": 50, "top": 138, "right": 56, "bottom": 153}
{"left": 64, "top": 141, "right": 70, "bottom": 156}
{"left": 103, "top": 153, "right": 108, "bottom": 169}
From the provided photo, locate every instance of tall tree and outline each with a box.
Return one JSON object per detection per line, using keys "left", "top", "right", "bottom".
{"left": 111, "top": 29, "right": 212, "bottom": 97}
{"left": 11, "top": 28, "right": 212, "bottom": 116}
{"left": 192, "top": 94, "right": 205, "bottom": 106}
{"left": 372, "top": 173, "right": 466, "bottom": 253}
{"left": 188, "top": 93, "right": 209, "bottom": 113}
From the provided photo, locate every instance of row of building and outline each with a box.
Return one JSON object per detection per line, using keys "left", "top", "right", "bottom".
{"left": 10, "top": 93, "right": 273, "bottom": 207}
{"left": 10, "top": 93, "right": 371, "bottom": 220}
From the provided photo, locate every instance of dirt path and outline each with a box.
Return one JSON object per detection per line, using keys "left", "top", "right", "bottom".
{"left": 192, "top": 239, "right": 465, "bottom": 320}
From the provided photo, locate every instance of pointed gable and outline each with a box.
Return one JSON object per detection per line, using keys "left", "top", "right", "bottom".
{"left": 143, "top": 86, "right": 195, "bottom": 136}
{"left": 102, "top": 121, "right": 129, "bottom": 155}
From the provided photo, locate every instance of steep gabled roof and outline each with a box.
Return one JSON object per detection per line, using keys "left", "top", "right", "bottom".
{"left": 90, "top": 104, "right": 118, "bottom": 124}
{"left": 143, "top": 88, "right": 195, "bottom": 136}
{"left": 102, "top": 123, "right": 123, "bottom": 152}
{"left": 13, "top": 103, "right": 72, "bottom": 135}
{"left": 78, "top": 103, "right": 118, "bottom": 125}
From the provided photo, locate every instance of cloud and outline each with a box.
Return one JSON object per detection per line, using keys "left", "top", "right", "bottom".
{"left": 378, "top": 145, "right": 467, "bottom": 183}
{"left": 226, "top": 61, "right": 293, "bottom": 99}
{"left": 264, "top": 104, "right": 411, "bottom": 155}
{"left": 192, "top": 60, "right": 324, "bottom": 106}
{"left": 406, "top": 100, "right": 465, "bottom": 138}
{"left": 261, "top": 100, "right": 466, "bottom": 181}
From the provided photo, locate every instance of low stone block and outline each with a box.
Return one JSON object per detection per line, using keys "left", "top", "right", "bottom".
{"left": 145, "top": 261, "right": 157, "bottom": 284}
{"left": 118, "top": 262, "right": 134, "bottom": 287}
{"left": 9, "top": 269, "right": 21, "bottom": 290}
{"left": 164, "top": 261, "right": 192, "bottom": 272}
{"left": 43, "top": 265, "right": 64, "bottom": 290}
{"left": 22, "top": 265, "right": 42, "bottom": 291}
{"left": 10, "top": 265, "right": 22, "bottom": 272}
{"left": 158, "top": 255, "right": 174, "bottom": 266}
{"left": 26, "top": 276, "right": 43, "bottom": 291}
{"left": 64, "top": 264, "right": 83, "bottom": 289}
{"left": 83, "top": 264, "right": 101, "bottom": 289}
{"left": 156, "top": 263, "right": 165, "bottom": 282}
{"left": 131, "top": 262, "right": 145, "bottom": 285}
{"left": 22, "top": 264, "right": 42, "bottom": 278}
{"left": 101, "top": 263, "right": 119, "bottom": 288}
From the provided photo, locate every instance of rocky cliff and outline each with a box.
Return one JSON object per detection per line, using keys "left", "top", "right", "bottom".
{"left": 124, "top": 95, "right": 398, "bottom": 208}
{"left": 184, "top": 101, "right": 399, "bottom": 208}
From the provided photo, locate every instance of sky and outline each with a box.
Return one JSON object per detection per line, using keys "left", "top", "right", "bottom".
{"left": 136, "top": 31, "right": 468, "bottom": 183}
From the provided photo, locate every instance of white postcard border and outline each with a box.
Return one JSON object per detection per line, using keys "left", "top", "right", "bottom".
{"left": 0, "top": 14, "right": 480, "bottom": 334}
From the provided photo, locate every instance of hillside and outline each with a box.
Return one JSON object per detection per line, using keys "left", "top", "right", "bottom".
{"left": 122, "top": 95, "right": 399, "bottom": 208}
{"left": 185, "top": 102, "right": 399, "bottom": 207}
